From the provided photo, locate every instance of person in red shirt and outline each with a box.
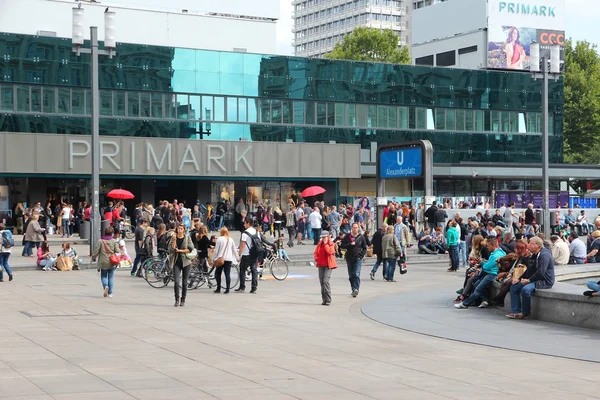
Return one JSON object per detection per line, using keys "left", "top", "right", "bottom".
{"left": 313, "top": 230, "right": 336, "bottom": 306}
{"left": 382, "top": 202, "right": 391, "bottom": 223}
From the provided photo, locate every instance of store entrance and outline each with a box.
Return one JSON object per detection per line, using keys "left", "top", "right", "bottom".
{"left": 154, "top": 180, "right": 197, "bottom": 207}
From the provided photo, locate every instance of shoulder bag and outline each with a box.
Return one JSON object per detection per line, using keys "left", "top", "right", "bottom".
{"left": 102, "top": 240, "right": 121, "bottom": 266}
{"left": 184, "top": 235, "right": 198, "bottom": 260}
{"left": 213, "top": 238, "right": 229, "bottom": 267}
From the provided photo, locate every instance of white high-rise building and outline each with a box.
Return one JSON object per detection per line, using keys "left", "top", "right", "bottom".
{"left": 292, "top": 0, "right": 409, "bottom": 58}
{"left": 413, "top": 0, "right": 447, "bottom": 9}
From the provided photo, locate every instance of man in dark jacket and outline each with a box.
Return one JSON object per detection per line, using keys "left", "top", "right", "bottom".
{"left": 340, "top": 222, "right": 368, "bottom": 298}
{"left": 369, "top": 224, "right": 387, "bottom": 280}
{"left": 507, "top": 236, "right": 555, "bottom": 319}
{"left": 425, "top": 201, "right": 438, "bottom": 232}
{"left": 433, "top": 205, "right": 448, "bottom": 228}
{"left": 500, "top": 232, "right": 516, "bottom": 254}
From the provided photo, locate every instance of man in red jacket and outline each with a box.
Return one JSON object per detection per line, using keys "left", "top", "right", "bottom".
{"left": 314, "top": 230, "right": 336, "bottom": 306}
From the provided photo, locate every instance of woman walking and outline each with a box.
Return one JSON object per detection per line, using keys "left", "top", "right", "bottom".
{"left": 92, "top": 227, "right": 120, "bottom": 298}
{"left": 313, "top": 230, "right": 336, "bottom": 306}
{"left": 23, "top": 214, "right": 44, "bottom": 257}
{"left": 195, "top": 226, "right": 213, "bottom": 273}
{"left": 169, "top": 224, "right": 195, "bottom": 307}
{"left": 0, "top": 223, "right": 13, "bottom": 282}
{"left": 381, "top": 225, "right": 401, "bottom": 282}
{"left": 212, "top": 227, "right": 238, "bottom": 293}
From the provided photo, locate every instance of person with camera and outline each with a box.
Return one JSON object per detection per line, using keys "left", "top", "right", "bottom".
{"left": 313, "top": 230, "right": 337, "bottom": 306}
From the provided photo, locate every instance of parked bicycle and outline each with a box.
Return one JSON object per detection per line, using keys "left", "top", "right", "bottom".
{"left": 245, "top": 249, "right": 289, "bottom": 281}
{"left": 187, "top": 260, "right": 241, "bottom": 290}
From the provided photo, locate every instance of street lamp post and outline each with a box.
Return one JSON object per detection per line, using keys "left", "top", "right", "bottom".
{"left": 71, "top": 6, "right": 116, "bottom": 254}
{"left": 530, "top": 43, "right": 561, "bottom": 238}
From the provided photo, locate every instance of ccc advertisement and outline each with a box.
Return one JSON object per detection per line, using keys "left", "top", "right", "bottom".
{"left": 487, "top": 26, "right": 565, "bottom": 70}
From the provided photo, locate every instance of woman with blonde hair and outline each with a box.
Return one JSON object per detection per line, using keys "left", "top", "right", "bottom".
{"left": 212, "top": 227, "right": 238, "bottom": 294}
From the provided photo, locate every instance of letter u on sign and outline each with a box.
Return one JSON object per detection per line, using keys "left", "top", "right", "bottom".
{"left": 397, "top": 152, "right": 404, "bottom": 166}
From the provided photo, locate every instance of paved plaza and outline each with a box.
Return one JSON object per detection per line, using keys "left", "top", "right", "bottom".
{"left": 2, "top": 253, "right": 600, "bottom": 400}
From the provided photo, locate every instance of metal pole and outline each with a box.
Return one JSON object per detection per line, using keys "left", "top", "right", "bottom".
{"left": 90, "top": 26, "right": 101, "bottom": 255}
{"left": 541, "top": 56, "right": 550, "bottom": 238}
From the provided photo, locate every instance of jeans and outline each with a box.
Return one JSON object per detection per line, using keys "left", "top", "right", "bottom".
{"left": 587, "top": 281, "right": 600, "bottom": 292}
{"left": 525, "top": 224, "right": 534, "bottom": 235}
{"left": 40, "top": 257, "right": 56, "bottom": 270}
{"left": 428, "top": 222, "right": 436, "bottom": 232}
{"left": 217, "top": 215, "right": 224, "bottom": 230}
{"left": 371, "top": 255, "right": 383, "bottom": 275}
{"left": 571, "top": 258, "right": 585, "bottom": 265}
{"left": 458, "top": 241, "right": 467, "bottom": 267}
{"left": 312, "top": 228, "right": 321, "bottom": 245}
{"left": 131, "top": 253, "right": 144, "bottom": 275}
{"left": 463, "top": 273, "right": 497, "bottom": 306}
{"left": 23, "top": 241, "right": 40, "bottom": 257}
{"left": 346, "top": 258, "right": 362, "bottom": 292}
{"left": 215, "top": 261, "right": 232, "bottom": 290}
{"left": 448, "top": 245, "right": 459, "bottom": 271}
{"left": 0, "top": 252, "right": 12, "bottom": 280}
{"left": 318, "top": 267, "right": 332, "bottom": 303}
{"left": 62, "top": 219, "right": 71, "bottom": 236}
{"left": 173, "top": 264, "right": 191, "bottom": 301}
{"left": 100, "top": 268, "right": 115, "bottom": 295}
{"left": 510, "top": 281, "right": 536, "bottom": 315}
{"left": 305, "top": 222, "right": 312, "bottom": 240}
{"left": 238, "top": 255, "right": 258, "bottom": 291}
{"left": 383, "top": 258, "right": 397, "bottom": 281}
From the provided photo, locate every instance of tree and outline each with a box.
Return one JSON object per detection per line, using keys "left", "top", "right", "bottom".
{"left": 563, "top": 39, "right": 600, "bottom": 164}
{"left": 324, "top": 27, "right": 410, "bottom": 64}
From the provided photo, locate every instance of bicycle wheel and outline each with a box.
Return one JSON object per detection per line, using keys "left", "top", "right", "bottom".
{"left": 230, "top": 263, "right": 240, "bottom": 288}
{"left": 125, "top": 226, "right": 135, "bottom": 239}
{"left": 270, "top": 258, "right": 289, "bottom": 281}
{"left": 145, "top": 261, "right": 169, "bottom": 288}
{"left": 187, "top": 265, "right": 206, "bottom": 290}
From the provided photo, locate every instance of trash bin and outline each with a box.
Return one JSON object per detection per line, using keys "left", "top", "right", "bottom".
{"left": 80, "top": 220, "right": 91, "bottom": 240}
{"left": 535, "top": 210, "right": 544, "bottom": 231}
{"left": 101, "top": 220, "right": 111, "bottom": 236}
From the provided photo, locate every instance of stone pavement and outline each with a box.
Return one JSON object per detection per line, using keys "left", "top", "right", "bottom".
{"left": 2, "top": 260, "right": 600, "bottom": 399}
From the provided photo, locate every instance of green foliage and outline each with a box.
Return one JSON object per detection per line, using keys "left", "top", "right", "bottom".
{"left": 324, "top": 27, "right": 410, "bottom": 64}
{"left": 563, "top": 39, "right": 600, "bottom": 164}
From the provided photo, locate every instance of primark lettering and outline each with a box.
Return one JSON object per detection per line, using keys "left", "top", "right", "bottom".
{"left": 68, "top": 140, "right": 253, "bottom": 174}
{"left": 499, "top": 2, "right": 556, "bottom": 17}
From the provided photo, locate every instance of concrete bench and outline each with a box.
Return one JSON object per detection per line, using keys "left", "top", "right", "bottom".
{"left": 491, "top": 280, "right": 600, "bottom": 330}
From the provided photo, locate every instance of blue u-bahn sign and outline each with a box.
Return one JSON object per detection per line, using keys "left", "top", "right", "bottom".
{"left": 379, "top": 147, "right": 423, "bottom": 179}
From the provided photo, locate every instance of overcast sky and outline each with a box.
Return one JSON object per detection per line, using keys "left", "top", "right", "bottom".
{"left": 107, "top": 0, "right": 599, "bottom": 55}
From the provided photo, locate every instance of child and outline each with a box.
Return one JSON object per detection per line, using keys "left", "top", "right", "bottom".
{"left": 277, "top": 234, "right": 291, "bottom": 261}
{"left": 118, "top": 239, "right": 132, "bottom": 268}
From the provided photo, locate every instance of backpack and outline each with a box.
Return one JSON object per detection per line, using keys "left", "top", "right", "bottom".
{"left": 142, "top": 234, "right": 153, "bottom": 256}
{"left": 1, "top": 230, "right": 14, "bottom": 249}
{"left": 245, "top": 230, "right": 264, "bottom": 260}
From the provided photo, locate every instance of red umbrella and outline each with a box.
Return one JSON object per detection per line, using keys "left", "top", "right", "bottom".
{"left": 107, "top": 189, "right": 135, "bottom": 200}
{"left": 301, "top": 186, "right": 326, "bottom": 198}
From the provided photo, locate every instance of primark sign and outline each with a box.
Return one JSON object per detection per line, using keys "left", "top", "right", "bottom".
{"left": 0, "top": 133, "right": 361, "bottom": 179}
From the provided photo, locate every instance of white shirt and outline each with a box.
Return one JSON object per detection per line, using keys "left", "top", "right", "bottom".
{"left": 213, "top": 236, "right": 238, "bottom": 262}
{"left": 309, "top": 211, "right": 322, "bottom": 229}
{"left": 62, "top": 207, "right": 71, "bottom": 220}
{"left": 552, "top": 240, "right": 570, "bottom": 265}
{"left": 569, "top": 238, "right": 587, "bottom": 259}
{"left": 240, "top": 227, "right": 257, "bottom": 257}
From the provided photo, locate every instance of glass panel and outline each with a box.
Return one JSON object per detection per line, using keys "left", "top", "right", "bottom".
{"left": 17, "top": 86, "right": 30, "bottom": 112}
{"left": 227, "top": 97, "right": 238, "bottom": 122}
{"left": 31, "top": 87, "right": 41, "bottom": 112}
{"left": 377, "top": 105, "right": 387, "bottom": 128}
{"left": 491, "top": 111, "right": 500, "bottom": 132}
{"left": 152, "top": 93, "right": 164, "bottom": 119}
{"left": 416, "top": 108, "right": 425, "bottom": 129}
{"left": 455, "top": 109, "right": 465, "bottom": 131}
{"left": 42, "top": 87, "right": 54, "bottom": 113}
{"left": 305, "top": 102, "right": 315, "bottom": 125}
{"left": 293, "top": 101, "right": 305, "bottom": 125}
{"left": 141, "top": 92, "right": 151, "bottom": 118}
{"left": 214, "top": 96, "right": 224, "bottom": 121}
{"left": 114, "top": 91, "right": 125, "bottom": 117}
{"left": 175, "top": 94, "right": 189, "bottom": 119}
{"left": 356, "top": 104, "right": 367, "bottom": 127}
{"left": 100, "top": 91, "right": 112, "bottom": 116}
{"left": 501, "top": 111, "right": 509, "bottom": 132}
{"left": 85, "top": 89, "right": 91, "bottom": 115}
{"left": 248, "top": 98, "right": 258, "bottom": 123}
{"left": 326, "top": 102, "right": 335, "bottom": 126}
{"left": 347, "top": 104, "right": 356, "bottom": 127}
{"left": 335, "top": 103, "right": 345, "bottom": 126}
{"left": 72, "top": 88, "right": 84, "bottom": 115}
{"left": 282, "top": 100, "right": 291, "bottom": 124}
{"left": 368, "top": 105, "right": 376, "bottom": 127}
{"left": 518, "top": 112, "right": 526, "bottom": 133}
{"left": 58, "top": 88, "right": 70, "bottom": 114}
{"left": 474, "top": 110, "right": 484, "bottom": 131}
{"left": 238, "top": 98, "right": 248, "bottom": 122}
{"left": 1, "top": 86, "right": 14, "bottom": 111}
{"left": 426, "top": 109, "right": 435, "bottom": 130}
{"left": 398, "top": 107, "right": 408, "bottom": 129}
{"left": 435, "top": 109, "right": 445, "bottom": 130}
{"left": 127, "top": 92, "right": 140, "bottom": 118}
{"left": 465, "top": 109, "right": 473, "bottom": 131}
{"left": 202, "top": 95, "right": 213, "bottom": 121}
{"left": 260, "top": 99, "right": 271, "bottom": 123}
{"left": 271, "top": 99, "right": 282, "bottom": 124}
{"left": 317, "top": 102, "right": 326, "bottom": 125}
{"left": 388, "top": 106, "right": 397, "bottom": 128}
{"left": 446, "top": 109, "right": 455, "bottom": 130}
{"left": 508, "top": 111, "right": 518, "bottom": 133}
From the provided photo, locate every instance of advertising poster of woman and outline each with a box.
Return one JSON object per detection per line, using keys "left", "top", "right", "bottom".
{"left": 488, "top": 25, "right": 536, "bottom": 70}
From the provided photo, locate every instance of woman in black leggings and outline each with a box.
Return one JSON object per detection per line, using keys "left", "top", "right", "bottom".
{"left": 169, "top": 224, "right": 194, "bottom": 307}
{"left": 212, "top": 227, "right": 238, "bottom": 294}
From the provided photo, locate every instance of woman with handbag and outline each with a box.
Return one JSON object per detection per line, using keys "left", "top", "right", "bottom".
{"left": 381, "top": 225, "right": 402, "bottom": 282}
{"left": 212, "top": 227, "right": 238, "bottom": 294}
{"left": 169, "top": 223, "right": 196, "bottom": 307}
{"left": 91, "top": 226, "right": 120, "bottom": 298}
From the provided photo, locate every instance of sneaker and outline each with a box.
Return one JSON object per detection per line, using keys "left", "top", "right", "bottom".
{"left": 108, "top": 294, "right": 113, "bottom": 298}
{"left": 234, "top": 288, "right": 245, "bottom": 292}
{"left": 250, "top": 288, "right": 257, "bottom": 294}
{"left": 369, "top": 272, "right": 375, "bottom": 280}
{"left": 478, "top": 301, "right": 489, "bottom": 308}
{"left": 103, "top": 287, "right": 109, "bottom": 298}
{"left": 8, "top": 274, "right": 13, "bottom": 282}
{"left": 352, "top": 289, "right": 359, "bottom": 298}
{"left": 454, "top": 302, "right": 468, "bottom": 309}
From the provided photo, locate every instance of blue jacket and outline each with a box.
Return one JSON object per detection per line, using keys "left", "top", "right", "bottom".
{"left": 482, "top": 248, "right": 506, "bottom": 275}
{"left": 528, "top": 247, "right": 555, "bottom": 289}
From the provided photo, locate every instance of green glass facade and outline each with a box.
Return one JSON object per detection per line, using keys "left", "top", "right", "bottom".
{"left": 0, "top": 33, "right": 564, "bottom": 163}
